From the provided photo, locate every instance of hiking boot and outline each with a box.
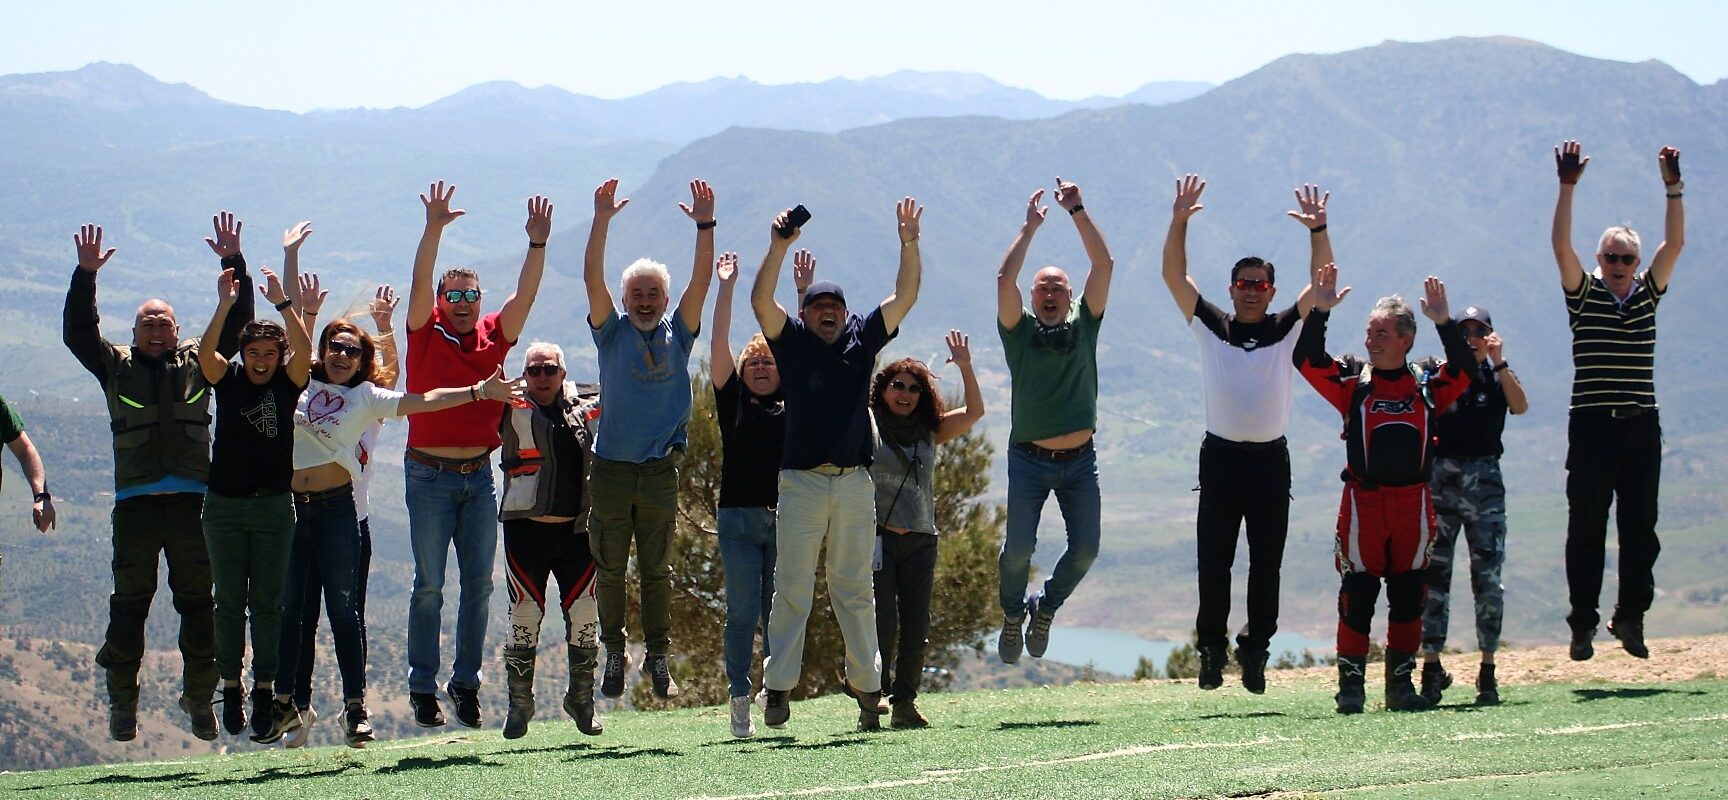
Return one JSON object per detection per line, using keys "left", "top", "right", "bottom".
{"left": 1197, "top": 644, "right": 1226, "bottom": 690}
{"left": 179, "top": 695, "right": 218, "bottom": 741}
{"left": 250, "top": 697, "right": 302, "bottom": 744}
{"left": 601, "top": 651, "right": 630, "bottom": 698}
{"left": 1475, "top": 663, "right": 1500, "bottom": 706}
{"left": 1236, "top": 648, "right": 1268, "bottom": 695}
{"left": 763, "top": 688, "right": 790, "bottom": 729}
{"left": 645, "top": 654, "right": 681, "bottom": 699}
{"left": 109, "top": 699, "right": 139, "bottom": 742}
{"left": 409, "top": 691, "right": 446, "bottom": 727}
{"left": 857, "top": 710, "right": 882, "bottom": 731}
{"left": 1569, "top": 626, "right": 1595, "bottom": 661}
{"left": 564, "top": 645, "right": 603, "bottom": 736}
{"left": 1384, "top": 649, "right": 1432, "bottom": 712}
{"left": 1420, "top": 659, "right": 1453, "bottom": 706}
{"left": 248, "top": 688, "right": 274, "bottom": 740}
{"left": 1334, "top": 656, "right": 1366, "bottom": 715}
{"left": 1608, "top": 616, "right": 1649, "bottom": 659}
{"left": 344, "top": 702, "right": 376, "bottom": 748}
{"left": 445, "top": 681, "right": 482, "bottom": 729}
{"left": 502, "top": 647, "right": 536, "bottom": 740}
{"left": 998, "top": 612, "right": 1026, "bottom": 664}
{"left": 284, "top": 705, "right": 315, "bottom": 748}
{"left": 1024, "top": 594, "right": 1056, "bottom": 658}
{"left": 891, "top": 700, "right": 929, "bottom": 728}
{"left": 843, "top": 681, "right": 889, "bottom": 714}
{"left": 729, "top": 695, "right": 756, "bottom": 739}
{"left": 220, "top": 685, "right": 247, "bottom": 735}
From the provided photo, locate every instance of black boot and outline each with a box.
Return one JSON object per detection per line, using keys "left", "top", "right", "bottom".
{"left": 1197, "top": 644, "right": 1226, "bottom": 691}
{"left": 1608, "top": 614, "right": 1649, "bottom": 659}
{"left": 1420, "top": 658, "right": 1453, "bottom": 706}
{"left": 1334, "top": 656, "right": 1366, "bottom": 715}
{"left": 502, "top": 647, "right": 536, "bottom": 740}
{"left": 1384, "top": 649, "right": 1431, "bottom": 712}
{"left": 563, "top": 645, "right": 603, "bottom": 736}
{"left": 1475, "top": 662, "right": 1500, "bottom": 705}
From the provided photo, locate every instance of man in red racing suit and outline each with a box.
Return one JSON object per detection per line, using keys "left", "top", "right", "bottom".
{"left": 1295, "top": 266, "right": 1476, "bottom": 714}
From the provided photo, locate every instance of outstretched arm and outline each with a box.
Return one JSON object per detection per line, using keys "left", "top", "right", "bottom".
{"left": 1161, "top": 174, "right": 1205, "bottom": 320}
{"left": 6, "top": 433, "right": 54, "bottom": 532}
{"left": 677, "top": 179, "right": 717, "bottom": 335}
{"left": 282, "top": 220, "right": 313, "bottom": 312}
{"left": 395, "top": 366, "right": 520, "bottom": 415}
{"left": 879, "top": 197, "right": 923, "bottom": 333}
{"left": 1648, "top": 146, "right": 1685, "bottom": 292}
{"left": 751, "top": 210, "right": 801, "bottom": 341}
{"left": 260, "top": 268, "right": 313, "bottom": 387}
{"left": 1056, "top": 177, "right": 1114, "bottom": 317}
{"left": 585, "top": 179, "right": 628, "bottom": 330}
{"left": 1287, "top": 183, "right": 1331, "bottom": 317}
{"left": 1551, "top": 141, "right": 1589, "bottom": 294}
{"left": 370, "top": 285, "right": 401, "bottom": 390}
{"left": 409, "top": 181, "right": 466, "bottom": 331}
{"left": 199, "top": 270, "right": 240, "bottom": 384}
{"left": 935, "top": 330, "right": 985, "bottom": 445}
{"left": 294, "top": 272, "right": 329, "bottom": 346}
{"left": 710, "top": 252, "right": 740, "bottom": 387}
{"left": 498, "top": 194, "right": 553, "bottom": 342}
{"left": 205, "top": 211, "right": 253, "bottom": 358}
{"left": 997, "top": 190, "right": 1045, "bottom": 330}
{"left": 64, "top": 224, "right": 120, "bottom": 381}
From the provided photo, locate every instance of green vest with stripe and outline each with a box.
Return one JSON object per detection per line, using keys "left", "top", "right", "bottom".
{"left": 104, "top": 340, "right": 214, "bottom": 491}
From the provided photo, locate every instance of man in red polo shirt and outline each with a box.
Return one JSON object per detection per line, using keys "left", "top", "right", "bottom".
{"left": 402, "top": 182, "right": 552, "bottom": 728}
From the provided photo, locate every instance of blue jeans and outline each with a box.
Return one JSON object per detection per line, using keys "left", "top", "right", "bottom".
{"left": 717, "top": 506, "right": 777, "bottom": 698}
{"left": 291, "top": 519, "right": 372, "bottom": 709}
{"left": 405, "top": 461, "right": 498, "bottom": 693}
{"left": 276, "top": 488, "right": 368, "bottom": 701}
{"left": 999, "top": 443, "right": 1102, "bottom": 615}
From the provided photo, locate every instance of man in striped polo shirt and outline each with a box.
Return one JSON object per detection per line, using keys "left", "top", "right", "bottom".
{"left": 1549, "top": 141, "right": 1685, "bottom": 661}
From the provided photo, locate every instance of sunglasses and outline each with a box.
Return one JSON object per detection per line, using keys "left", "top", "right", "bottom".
{"left": 523, "top": 364, "right": 562, "bottom": 377}
{"left": 1233, "top": 278, "right": 1272, "bottom": 292}
{"left": 325, "top": 341, "right": 363, "bottom": 358}
{"left": 443, "top": 289, "right": 482, "bottom": 303}
{"left": 1460, "top": 325, "right": 1491, "bottom": 338}
{"left": 889, "top": 380, "right": 925, "bottom": 394}
{"left": 1599, "top": 253, "right": 1637, "bottom": 266}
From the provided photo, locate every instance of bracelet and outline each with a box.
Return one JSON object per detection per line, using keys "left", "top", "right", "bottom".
{"left": 469, "top": 385, "right": 480, "bottom": 402}
{"left": 1667, "top": 192, "right": 1683, "bottom": 199}
{"left": 1493, "top": 361, "right": 1511, "bottom": 373}
{"left": 1309, "top": 223, "right": 1328, "bottom": 234}
{"left": 1068, "top": 204, "right": 1085, "bottom": 215}
{"left": 902, "top": 236, "right": 919, "bottom": 247}
{"left": 696, "top": 220, "right": 718, "bottom": 230}
{"left": 304, "top": 309, "right": 319, "bottom": 316}
{"left": 1666, "top": 180, "right": 1684, "bottom": 192}
{"left": 528, "top": 241, "right": 547, "bottom": 249}
{"left": 33, "top": 492, "right": 50, "bottom": 502}
{"left": 273, "top": 298, "right": 293, "bottom": 311}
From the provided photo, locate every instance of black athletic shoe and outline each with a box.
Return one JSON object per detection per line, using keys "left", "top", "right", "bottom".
{"left": 645, "top": 654, "right": 681, "bottom": 699}
{"left": 1608, "top": 616, "right": 1649, "bottom": 659}
{"left": 1236, "top": 648, "right": 1268, "bottom": 695}
{"left": 445, "top": 681, "right": 482, "bottom": 728}
{"left": 220, "top": 686, "right": 247, "bottom": 735}
{"left": 109, "top": 700, "right": 138, "bottom": 742}
{"left": 601, "top": 651, "right": 630, "bottom": 699}
{"left": 1420, "top": 660, "right": 1453, "bottom": 706}
{"left": 1569, "top": 626, "right": 1595, "bottom": 661}
{"left": 1197, "top": 645, "right": 1227, "bottom": 691}
{"left": 179, "top": 695, "right": 218, "bottom": 741}
{"left": 1475, "top": 663, "right": 1500, "bottom": 706}
{"left": 409, "top": 691, "right": 447, "bottom": 727}
{"left": 249, "top": 698, "right": 302, "bottom": 744}
{"left": 248, "top": 688, "right": 274, "bottom": 740}
{"left": 763, "top": 689, "right": 790, "bottom": 729}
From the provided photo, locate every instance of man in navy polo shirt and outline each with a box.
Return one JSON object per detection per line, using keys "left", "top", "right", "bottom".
{"left": 751, "top": 198, "right": 923, "bottom": 731}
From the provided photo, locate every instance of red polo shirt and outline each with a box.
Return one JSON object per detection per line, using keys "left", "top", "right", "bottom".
{"left": 405, "top": 307, "right": 514, "bottom": 449}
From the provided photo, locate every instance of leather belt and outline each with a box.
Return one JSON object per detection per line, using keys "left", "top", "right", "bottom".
{"left": 294, "top": 484, "right": 354, "bottom": 505}
{"left": 1014, "top": 439, "right": 1094, "bottom": 462}
{"left": 807, "top": 463, "right": 860, "bottom": 477}
{"left": 1203, "top": 433, "right": 1288, "bottom": 452}
{"left": 406, "top": 448, "right": 491, "bottom": 474}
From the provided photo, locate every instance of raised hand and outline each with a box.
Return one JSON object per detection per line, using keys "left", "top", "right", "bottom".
{"left": 1313, "top": 263, "right": 1352, "bottom": 311}
{"left": 216, "top": 268, "right": 238, "bottom": 303}
{"left": 298, "top": 272, "right": 328, "bottom": 316}
{"left": 716, "top": 252, "right": 740, "bottom": 285}
{"left": 1419, "top": 275, "right": 1450, "bottom": 323}
{"left": 283, "top": 221, "right": 314, "bottom": 252}
{"left": 945, "top": 329, "right": 971, "bottom": 368}
{"left": 479, "top": 366, "right": 523, "bottom": 402}
{"left": 1053, "top": 176, "right": 1084, "bottom": 213}
{"left": 771, "top": 208, "right": 802, "bottom": 245}
{"left": 525, "top": 194, "right": 553, "bottom": 244}
{"left": 420, "top": 180, "right": 466, "bottom": 228}
{"left": 896, "top": 197, "right": 923, "bottom": 243}
{"left": 1286, "top": 183, "right": 1329, "bottom": 229}
{"left": 258, "top": 266, "right": 288, "bottom": 307}
{"left": 1659, "top": 146, "right": 1682, "bottom": 186}
{"left": 370, "top": 285, "right": 400, "bottom": 330}
{"left": 792, "top": 249, "right": 816, "bottom": 292}
{"left": 74, "top": 224, "right": 116, "bottom": 272}
{"left": 1484, "top": 331, "right": 1505, "bottom": 364}
{"left": 1172, "top": 174, "right": 1206, "bottom": 221}
{"left": 205, "top": 211, "right": 243, "bottom": 258}
{"left": 1555, "top": 140, "right": 1589, "bottom": 185}
{"left": 1023, "top": 189, "right": 1049, "bottom": 230}
{"left": 678, "top": 179, "right": 716, "bottom": 224}
{"left": 593, "top": 178, "right": 629, "bottom": 222}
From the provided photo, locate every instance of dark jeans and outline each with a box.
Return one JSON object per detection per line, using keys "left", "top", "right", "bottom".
{"left": 1565, "top": 410, "right": 1662, "bottom": 632}
{"left": 587, "top": 453, "right": 679, "bottom": 655}
{"left": 276, "top": 488, "right": 368, "bottom": 701}
{"left": 203, "top": 492, "right": 296, "bottom": 683}
{"left": 1194, "top": 435, "right": 1291, "bottom": 654}
{"left": 95, "top": 492, "right": 218, "bottom": 705}
{"left": 874, "top": 529, "right": 938, "bottom": 703}
{"left": 290, "top": 518, "right": 373, "bottom": 709}
{"left": 503, "top": 517, "right": 599, "bottom": 650}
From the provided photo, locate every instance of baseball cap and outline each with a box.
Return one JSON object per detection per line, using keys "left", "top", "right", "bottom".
{"left": 802, "top": 280, "right": 846, "bottom": 309}
{"left": 1455, "top": 306, "right": 1493, "bottom": 331}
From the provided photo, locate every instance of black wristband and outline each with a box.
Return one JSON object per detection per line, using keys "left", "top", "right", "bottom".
{"left": 528, "top": 241, "right": 546, "bottom": 249}
{"left": 1493, "top": 361, "right": 1511, "bottom": 373}
{"left": 1309, "top": 223, "right": 1328, "bottom": 234}
{"left": 1666, "top": 192, "right": 1683, "bottom": 199}
{"left": 273, "top": 298, "right": 293, "bottom": 311}
{"left": 696, "top": 220, "right": 718, "bottom": 230}
{"left": 33, "top": 492, "right": 50, "bottom": 502}
{"left": 1067, "top": 204, "right": 1084, "bottom": 215}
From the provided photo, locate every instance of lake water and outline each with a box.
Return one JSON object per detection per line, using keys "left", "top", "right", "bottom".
{"left": 988, "top": 626, "right": 1333, "bottom": 677}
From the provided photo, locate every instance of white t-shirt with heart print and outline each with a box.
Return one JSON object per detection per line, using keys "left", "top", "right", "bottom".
{"left": 293, "top": 378, "right": 406, "bottom": 481}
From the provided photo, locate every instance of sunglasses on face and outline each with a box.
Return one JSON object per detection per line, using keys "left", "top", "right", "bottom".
{"left": 1599, "top": 253, "right": 1637, "bottom": 266}
{"left": 1460, "top": 326, "right": 1491, "bottom": 338}
{"left": 523, "top": 364, "right": 562, "bottom": 377}
{"left": 889, "top": 380, "right": 924, "bottom": 394}
{"left": 325, "top": 341, "right": 363, "bottom": 358}
{"left": 1233, "top": 278, "right": 1272, "bottom": 292}
{"left": 443, "top": 289, "right": 482, "bottom": 303}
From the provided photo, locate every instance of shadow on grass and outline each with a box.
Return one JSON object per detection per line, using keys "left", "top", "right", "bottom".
{"left": 1193, "top": 711, "right": 1288, "bottom": 721}
{"left": 491, "top": 741, "right": 604, "bottom": 757}
{"left": 564, "top": 747, "right": 682, "bottom": 761}
{"left": 765, "top": 736, "right": 876, "bottom": 752}
{"left": 703, "top": 735, "right": 796, "bottom": 748}
{"left": 1572, "top": 687, "right": 1708, "bottom": 703}
{"left": 16, "top": 771, "right": 201, "bottom": 791}
{"left": 376, "top": 755, "right": 494, "bottom": 774}
{"left": 997, "top": 720, "right": 1099, "bottom": 731}
{"left": 194, "top": 762, "right": 365, "bottom": 787}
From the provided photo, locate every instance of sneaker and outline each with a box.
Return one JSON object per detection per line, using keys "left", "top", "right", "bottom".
{"left": 601, "top": 651, "right": 630, "bottom": 699}
{"left": 1236, "top": 648, "right": 1268, "bottom": 695}
{"left": 409, "top": 691, "right": 446, "bottom": 727}
{"left": 344, "top": 702, "right": 376, "bottom": 748}
{"left": 220, "top": 686, "right": 246, "bottom": 735}
{"left": 109, "top": 700, "right": 138, "bottom": 742}
{"left": 1024, "top": 594, "right": 1055, "bottom": 658}
{"left": 645, "top": 654, "right": 681, "bottom": 699}
{"left": 1569, "top": 626, "right": 1595, "bottom": 661}
{"left": 1475, "top": 663, "right": 1500, "bottom": 706}
{"left": 1420, "top": 660, "right": 1454, "bottom": 706}
{"left": 248, "top": 688, "right": 274, "bottom": 740}
{"left": 1608, "top": 616, "right": 1649, "bottom": 659}
{"left": 843, "top": 681, "right": 889, "bottom": 715}
{"left": 729, "top": 696, "right": 756, "bottom": 739}
{"left": 1197, "top": 645, "right": 1227, "bottom": 691}
{"left": 763, "top": 688, "right": 790, "bottom": 729}
{"left": 857, "top": 710, "right": 882, "bottom": 732}
{"left": 997, "top": 612, "right": 1026, "bottom": 664}
{"left": 250, "top": 698, "right": 302, "bottom": 744}
{"left": 891, "top": 700, "right": 929, "bottom": 728}
{"left": 445, "top": 681, "right": 482, "bottom": 728}
{"left": 283, "top": 705, "right": 315, "bottom": 749}
{"left": 179, "top": 695, "right": 218, "bottom": 741}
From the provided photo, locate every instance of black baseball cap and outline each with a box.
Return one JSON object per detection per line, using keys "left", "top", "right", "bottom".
{"left": 1455, "top": 306, "right": 1493, "bottom": 331}
{"left": 802, "top": 280, "right": 846, "bottom": 309}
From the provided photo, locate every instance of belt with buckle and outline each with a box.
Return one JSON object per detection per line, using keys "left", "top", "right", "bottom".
{"left": 294, "top": 484, "right": 354, "bottom": 505}
{"left": 1014, "top": 439, "right": 1094, "bottom": 462}
{"left": 1609, "top": 406, "right": 1652, "bottom": 420}
{"left": 406, "top": 448, "right": 492, "bottom": 474}
{"left": 808, "top": 463, "right": 860, "bottom": 477}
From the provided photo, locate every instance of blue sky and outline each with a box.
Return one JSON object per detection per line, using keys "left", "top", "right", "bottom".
{"left": 4, "top": 0, "right": 1723, "bottom": 111}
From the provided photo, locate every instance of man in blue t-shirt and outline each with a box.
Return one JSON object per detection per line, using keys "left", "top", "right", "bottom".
{"left": 751, "top": 198, "right": 923, "bottom": 731}
{"left": 583, "top": 178, "right": 717, "bottom": 703}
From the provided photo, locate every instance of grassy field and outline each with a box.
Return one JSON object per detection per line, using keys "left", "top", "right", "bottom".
{"left": 5, "top": 663, "right": 1723, "bottom": 799}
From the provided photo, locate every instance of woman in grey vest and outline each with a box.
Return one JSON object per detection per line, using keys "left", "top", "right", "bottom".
{"left": 868, "top": 330, "right": 984, "bottom": 728}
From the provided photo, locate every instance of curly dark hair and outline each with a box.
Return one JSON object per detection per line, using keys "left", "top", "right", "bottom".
{"left": 237, "top": 320, "right": 288, "bottom": 365}
{"left": 870, "top": 357, "right": 945, "bottom": 430}
{"left": 311, "top": 319, "right": 383, "bottom": 388}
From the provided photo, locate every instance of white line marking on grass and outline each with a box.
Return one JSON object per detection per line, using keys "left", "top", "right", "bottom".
{"left": 1447, "top": 713, "right": 1728, "bottom": 741}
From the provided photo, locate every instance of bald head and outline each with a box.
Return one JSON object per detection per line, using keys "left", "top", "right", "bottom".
{"left": 133, "top": 299, "right": 179, "bottom": 358}
{"left": 1030, "top": 266, "right": 1074, "bottom": 326}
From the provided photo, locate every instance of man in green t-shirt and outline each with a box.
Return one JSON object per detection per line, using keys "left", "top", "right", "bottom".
{"left": 0, "top": 390, "right": 57, "bottom": 596}
{"left": 993, "top": 178, "right": 1114, "bottom": 664}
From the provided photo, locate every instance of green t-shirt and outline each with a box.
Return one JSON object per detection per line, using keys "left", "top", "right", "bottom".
{"left": 0, "top": 392, "right": 23, "bottom": 445}
{"left": 999, "top": 297, "right": 1102, "bottom": 443}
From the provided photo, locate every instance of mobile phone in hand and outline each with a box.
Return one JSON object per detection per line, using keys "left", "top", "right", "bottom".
{"left": 777, "top": 205, "right": 812, "bottom": 239}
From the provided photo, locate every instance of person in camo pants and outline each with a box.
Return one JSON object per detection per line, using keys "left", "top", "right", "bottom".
{"left": 1419, "top": 305, "right": 1527, "bottom": 706}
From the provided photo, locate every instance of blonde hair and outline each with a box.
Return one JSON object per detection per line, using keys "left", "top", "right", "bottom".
{"left": 737, "top": 333, "right": 771, "bottom": 367}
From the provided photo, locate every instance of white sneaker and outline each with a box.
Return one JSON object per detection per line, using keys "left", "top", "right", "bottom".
{"left": 284, "top": 705, "right": 316, "bottom": 749}
{"left": 729, "top": 695, "right": 756, "bottom": 739}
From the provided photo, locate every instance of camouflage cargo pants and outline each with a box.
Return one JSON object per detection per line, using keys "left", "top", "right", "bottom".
{"left": 1422, "top": 456, "right": 1507, "bottom": 655}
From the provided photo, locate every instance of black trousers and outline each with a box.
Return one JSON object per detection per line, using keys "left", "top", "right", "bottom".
{"left": 290, "top": 518, "right": 373, "bottom": 709}
{"left": 1195, "top": 435, "right": 1291, "bottom": 654}
{"left": 95, "top": 492, "right": 219, "bottom": 704}
{"left": 504, "top": 517, "right": 599, "bottom": 650}
{"left": 1565, "top": 410, "right": 1662, "bottom": 632}
{"left": 873, "top": 529, "right": 938, "bottom": 703}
